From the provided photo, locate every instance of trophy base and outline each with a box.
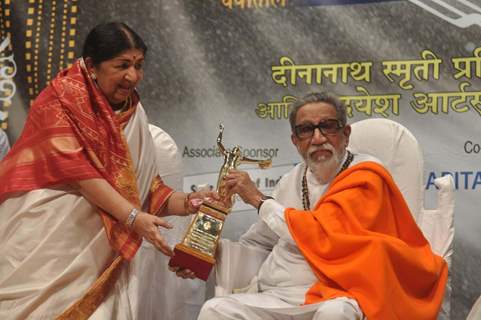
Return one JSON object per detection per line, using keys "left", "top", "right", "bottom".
{"left": 168, "top": 201, "right": 230, "bottom": 281}
{"left": 169, "top": 243, "right": 215, "bottom": 281}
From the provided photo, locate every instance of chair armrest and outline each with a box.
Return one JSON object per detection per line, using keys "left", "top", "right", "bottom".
{"left": 215, "top": 239, "right": 270, "bottom": 296}
{"left": 467, "top": 294, "right": 481, "bottom": 320}
{"left": 417, "top": 175, "right": 455, "bottom": 320}
{"left": 418, "top": 175, "right": 455, "bottom": 266}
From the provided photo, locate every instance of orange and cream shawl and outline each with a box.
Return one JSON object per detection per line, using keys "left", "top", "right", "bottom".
{"left": 286, "top": 161, "right": 448, "bottom": 320}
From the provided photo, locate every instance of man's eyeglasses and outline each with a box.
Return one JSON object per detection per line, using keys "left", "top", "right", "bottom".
{"left": 294, "top": 119, "right": 343, "bottom": 139}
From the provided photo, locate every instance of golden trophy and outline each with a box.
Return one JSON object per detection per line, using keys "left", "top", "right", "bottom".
{"left": 168, "top": 124, "right": 272, "bottom": 280}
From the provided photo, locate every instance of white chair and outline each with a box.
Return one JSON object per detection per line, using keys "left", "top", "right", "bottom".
{"left": 467, "top": 294, "right": 481, "bottom": 320}
{"left": 134, "top": 124, "right": 205, "bottom": 320}
{"left": 214, "top": 118, "right": 455, "bottom": 319}
{"left": 348, "top": 119, "right": 454, "bottom": 320}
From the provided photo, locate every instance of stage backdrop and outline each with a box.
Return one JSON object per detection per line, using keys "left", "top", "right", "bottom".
{"left": 1, "top": 1, "right": 480, "bottom": 319}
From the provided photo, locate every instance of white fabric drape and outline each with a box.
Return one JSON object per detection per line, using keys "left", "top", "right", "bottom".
{"left": 0, "top": 104, "right": 155, "bottom": 319}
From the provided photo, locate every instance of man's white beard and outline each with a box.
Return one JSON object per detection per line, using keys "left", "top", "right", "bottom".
{"left": 306, "top": 143, "right": 343, "bottom": 184}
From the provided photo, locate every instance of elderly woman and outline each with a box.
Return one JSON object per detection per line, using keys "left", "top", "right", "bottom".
{"left": 0, "top": 22, "right": 213, "bottom": 319}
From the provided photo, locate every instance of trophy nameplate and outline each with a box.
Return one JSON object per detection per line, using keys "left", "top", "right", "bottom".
{"left": 169, "top": 124, "right": 271, "bottom": 280}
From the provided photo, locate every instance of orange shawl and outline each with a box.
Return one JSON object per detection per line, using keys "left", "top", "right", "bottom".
{"left": 0, "top": 59, "right": 172, "bottom": 261}
{"left": 285, "top": 161, "right": 447, "bottom": 320}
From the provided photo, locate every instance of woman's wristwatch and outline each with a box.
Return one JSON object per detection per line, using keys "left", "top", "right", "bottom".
{"left": 257, "top": 195, "right": 275, "bottom": 214}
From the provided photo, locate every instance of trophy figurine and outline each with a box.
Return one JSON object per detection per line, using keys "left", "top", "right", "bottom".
{"left": 168, "top": 124, "right": 272, "bottom": 280}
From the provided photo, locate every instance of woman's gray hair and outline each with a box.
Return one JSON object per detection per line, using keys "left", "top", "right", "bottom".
{"left": 288, "top": 92, "right": 347, "bottom": 132}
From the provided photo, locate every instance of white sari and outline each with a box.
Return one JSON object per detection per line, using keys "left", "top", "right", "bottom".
{"left": 0, "top": 104, "right": 159, "bottom": 319}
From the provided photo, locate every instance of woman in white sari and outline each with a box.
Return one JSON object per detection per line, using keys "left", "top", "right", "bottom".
{"left": 0, "top": 22, "right": 213, "bottom": 319}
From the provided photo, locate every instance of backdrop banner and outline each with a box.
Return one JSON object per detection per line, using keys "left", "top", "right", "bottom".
{"left": 1, "top": 1, "right": 480, "bottom": 319}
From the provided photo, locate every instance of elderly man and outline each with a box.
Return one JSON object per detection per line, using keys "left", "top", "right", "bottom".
{"left": 198, "top": 92, "right": 448, "bottom": 320}
{"left": 0, "top": 128, "right": 10, "bottom": 160}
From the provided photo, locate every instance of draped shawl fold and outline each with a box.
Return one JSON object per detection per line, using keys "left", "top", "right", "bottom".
{"left": 285, "top": 161, "right": 448, "bottom": 320}
{"left": 0, "top": 59, "right": 171, "bottom": 261}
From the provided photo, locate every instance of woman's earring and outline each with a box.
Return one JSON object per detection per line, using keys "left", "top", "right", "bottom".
{"left": 91, "top": 73, "right": 97, "bottom": 80}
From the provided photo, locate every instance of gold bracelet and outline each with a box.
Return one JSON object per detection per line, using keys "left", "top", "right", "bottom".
{"left": 184, "top": 192, "right": 193, "bottom": 213}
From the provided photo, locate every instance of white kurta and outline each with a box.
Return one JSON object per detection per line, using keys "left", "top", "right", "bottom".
{"left": 199, "top": 152, "right": 380, "bottom": 320}
{"left": 0, "top": 104, "right": 158, "bottom": 319}
{"left": 248, "top": 153, "right": 380, "bottom": 305}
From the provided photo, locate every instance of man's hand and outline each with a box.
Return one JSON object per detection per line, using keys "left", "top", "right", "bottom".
{"left": 168, "top": 266, "right": 197, "bottom": 279}
{"left": 223, "top": 169, "right": 264, "bottom": 209}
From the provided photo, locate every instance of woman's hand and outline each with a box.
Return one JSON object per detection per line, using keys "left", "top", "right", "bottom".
{"left": 164, "top": 190, "right": 220, "bottom": 216}
{"left": 73, "top": 178, "right": 176, "bottom": 256}
{"left": 132, "top": 212, "right": 173, "bottom": 256}
{"left": 185, "top": 189, "right": 220, "bottom": 214}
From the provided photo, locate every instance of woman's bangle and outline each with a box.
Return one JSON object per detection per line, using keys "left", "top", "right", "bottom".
{"left": 125, "top": 208, "right": 139, "bottom": 229}
{"left": 184, "top": 192, "right": 194, "bottom": 214}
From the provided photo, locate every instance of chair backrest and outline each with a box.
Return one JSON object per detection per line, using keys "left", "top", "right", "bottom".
{"left": 140, "top": 124, "right": 205, "bottom": 320}
{"left": 149, "top": 124, "right": 183, "bottom": 190}
{"left": 348, "top": 119, "right": 454, "bottom": 320}
{"left": 348, "top": 118, "right": 424, "bottom": 221}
